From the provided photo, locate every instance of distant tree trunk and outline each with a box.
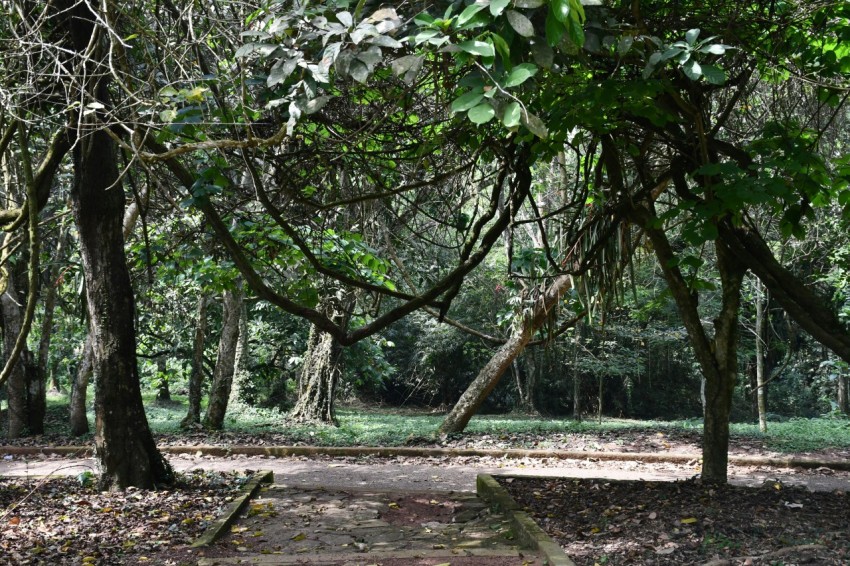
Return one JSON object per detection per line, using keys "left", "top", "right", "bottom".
{"left": 228, "top": 301, "right": 250, "bottom": 409}
{"left": 754, "top": 278, "right": 768, "bottom": 433}
{"left": 181, "top": 293, "right": 208, "bottom": 428}
{"left": 838, "top": 371, "right": 849, "bottom": 415}
{"left": 439, "top": 275, "right": 573, "bottom": 434}
{"left": 38, "top": 224, "right": 69, "bottom": 395}
{"left": 203, "top": 284, "right": 244, "bottom": 430}
{"left": 572, "top": 322, "right": 582, "bottom": 421}
{"left": 290, "top": 295, "right": 351, "bottom": 424}
{"left": 155, "top": 356, "right": 171, "bottom": 403}
{"left": 69, "top": 334, "right": 92, "bottom": 436}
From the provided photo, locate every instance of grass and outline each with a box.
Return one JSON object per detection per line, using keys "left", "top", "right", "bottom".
{"left": 28, "top": 390, "right": 850, "bottom": 454}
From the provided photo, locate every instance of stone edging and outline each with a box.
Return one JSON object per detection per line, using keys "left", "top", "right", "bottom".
{"left": 2, "top": 444, "right": 849, "bottom": 471}
{"left": 191, "top": 470, "right": 274, "bottom": 548}
{"left": 477, "top": 473, "right": 577, "bottom": 566}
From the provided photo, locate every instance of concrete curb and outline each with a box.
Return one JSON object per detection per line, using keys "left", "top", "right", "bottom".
{"left": 191, "top": 470, "right": 274, "bottom": 548}
{"left": 2, "top": 444, "right": 849, "bottom": 471}
{"left": 477, "top": 473, "right": 577, "bottom": 566}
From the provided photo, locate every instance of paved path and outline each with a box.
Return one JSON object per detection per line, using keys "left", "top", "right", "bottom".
{"left": 2, "top": 451, "right": 849, "bottom": 492}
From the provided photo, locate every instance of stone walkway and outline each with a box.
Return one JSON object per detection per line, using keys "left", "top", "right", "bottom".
{"left": 194, "top": 481, "right": 540, "bottom": 566}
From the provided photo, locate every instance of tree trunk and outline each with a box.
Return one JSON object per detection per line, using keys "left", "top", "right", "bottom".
{"left": 838, "top": 372, "right": 849, "bottom": 415}
{"left": 69, "top": 334, "right": 92, "bottom": 436}
{"left": 228, "top": 300, "right": 250, "bottom": 409}
{"left": 439, "top": 275, "right": 573, "bottom": 434}
{"left": 181, "top": 293, "right": 208, "bottom": 428}
{"left": 290, "top": 295, "right": 351, "bottom": 424}
{"left": 38, "top": 224, "right": 68, "bottom": 395}
{"left": 572, "top": 322, "right": 583, "bottom": 421}
{"left": 202, "top": 285, "right": 244, "bottom": 430}
{"left": 1, "top": 255, "right": 42, "bottom": 438}
{"left": 631, "top": 203, "right": 745, "bottom": 484}
{"left": 754, "top": 278, "right": 768, "bottom": 433}
{"left": 155, "top": 356, "right": 171, "bottom": 403}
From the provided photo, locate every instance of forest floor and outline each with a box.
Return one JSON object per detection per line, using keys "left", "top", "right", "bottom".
{"left": 2, "top": 406, "right": 849, "bottom": 565}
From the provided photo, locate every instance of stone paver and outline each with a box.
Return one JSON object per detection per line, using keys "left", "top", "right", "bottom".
{"left": 195, "top": 483, "right": 538, "bottom": 565}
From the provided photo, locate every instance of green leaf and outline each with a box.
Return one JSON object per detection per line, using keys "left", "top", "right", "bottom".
{"left": 503, "top": 63, "right": 538, "bottom": 87}
{"left": 451, "top": 89, "right": 485, "bottom": 112}
{"left": 552, "top": 0, "right": 571, "bottom": 23}
{"left": 490, "top": 0, "right": 511, "bottom": 16}
{"left": 698, "top": 43, "right": 732, "bottom": 55}
{"left": 521, "top": 110, "right": 548, "bottom": 138}
{"left": 267, "top": 57, "right": 298, "bottom": 87}
{"left": 458, "top": 40, "right": 495, "bottom": 58}
{"left": 506, "top": 10, "right": 535, "bottom": 37}
{"left": 682, "top": 59, "right": 702, "bottom": 80}
{"left": 545, "top": 12, "right": 566, "bottom": 46}
{"left": 457, "top": 3, "right": 486, "bottom": 27}
{"left": 531, "top": 43, "right": 554, "bottom": 68}
{"left": 515, "top": 0, "right": 545, "bottom": 7}
{"left": 685, "top": 28, "right": 700, "bottom": 46}
{"left": 701, "top": 64, "right": 726, "bottom": 85}
{"left": 491, "top": 32, "right": 511, "bottom": 67}
{"left": 501, "top": 101, "right": 522, "bottom": 128}
{"left": 468, "top": 102, "right": 496, "bottom": 124}
{"left": 566, "top": 15, "right": 584, "bottom": 47}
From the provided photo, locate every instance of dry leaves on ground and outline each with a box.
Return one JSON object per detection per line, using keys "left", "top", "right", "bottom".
{"left": 503, "top": 476, "right": 850, "bottom": 565}
{"left": 0, "top": 470, "right": 247, "bottom": 565}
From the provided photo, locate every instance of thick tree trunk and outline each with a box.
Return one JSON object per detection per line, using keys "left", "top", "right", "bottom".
{"left": 203, "top": 285, "right": 244, "bottom": 430}
{"left": 69, "top": 334, "right": 92, "bottom": 436}
{"left": 1, "top": 262, "right": 41, "bottom": 437}
{"left": 181, "top": 293, "right": 208, "bottom": 428}
{"left": 754, "top": 279, "right": 768, "bottom": 433}
{"left": 290, "top": 295, "right": 351, "bottom": 424}
{"left": 72, "top": 130, "right": 173, "bottom": 487}
{"left": 838, "top": 373, "right": 849, "bottom": 415}
{"left": 701, "top": 243, "right": 745, "bottom": 483}
{"left": 439, "top": 275, "right": 573, "bottom": 434}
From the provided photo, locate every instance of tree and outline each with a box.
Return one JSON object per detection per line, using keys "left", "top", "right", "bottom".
{"left": 203, "top": 283, "right": 244, "bottom": 430}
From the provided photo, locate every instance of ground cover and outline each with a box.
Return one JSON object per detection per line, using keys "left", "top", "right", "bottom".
{"left": 0, "top": 470, "right": 247, "bottom": 565}
{"left": 503, "top": 476, "right": 849, "bottom": 565}
{"left": 4, "top": 396, "right": 849, "bottom": 460}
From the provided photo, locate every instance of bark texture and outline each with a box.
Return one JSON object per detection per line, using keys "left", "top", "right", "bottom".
{"left": 754, "top": 279, "right": 768, "bottom": 433}
{"left": 228, "top": 301, "right": 250, "bottom": 409}
{"left": 181, "top": 293, "right": 208, "bottom": 428}
{"left": 66, "top": 0, "right": 172, "bottom": 487}
{"left": 203, "top": 285, "right": 244, "bottom": 430}
{"left": 290, "top": 295, "right": 351, "bottom": 424}
{"left": 69, "top": 334, "right": 92, "bottom": 436}
{"left": 1, "top": 269, "right": 40, "bottom": 437}
{"left": 439, "top": 275, "right": 573, "bottom": 434}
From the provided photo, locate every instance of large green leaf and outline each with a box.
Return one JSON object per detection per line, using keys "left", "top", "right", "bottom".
{"left": 552, "top": 0, "right": 571, "bottom": 23}
{"left": 457, "top": 3, "right": 486, "bottom": 27}
{"left": 451, "top": 89, "right": 485, "bottom": 112}
{"left": 490, "top": 0, "right": 511, "bottom": 16}
{"left": 506, "top": 10, "right": 535, "bottom": 37}
{"left": 458, "top": 40, "right": 495, "bottom": 58}
{"left": 501, "top": 101, "right": 522, "bottom": 128}
{"left": 701, "top": 64, "right": 727, "bottom": 85}
{"left": 503, "top": 63, "right": 538, "bottom": 88}
{"left": 468, "top": 102, "right": 496, "bottom": 124}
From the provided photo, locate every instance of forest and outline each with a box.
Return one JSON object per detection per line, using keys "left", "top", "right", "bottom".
{"left": 0, "top": 0, "right": 849, "bottom": 495}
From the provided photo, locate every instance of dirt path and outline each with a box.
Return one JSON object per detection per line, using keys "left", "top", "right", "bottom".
{"left": 3, "top": 451, "right": 849, "bottom": 493}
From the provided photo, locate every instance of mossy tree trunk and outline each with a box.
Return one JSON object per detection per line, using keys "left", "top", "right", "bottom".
{"left": 69, "top": 334, "right": 92, "bottom": 437}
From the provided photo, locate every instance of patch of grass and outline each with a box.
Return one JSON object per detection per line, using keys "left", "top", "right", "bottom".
{"left": 730, "top": 417, "right": 850, "bottom": 452}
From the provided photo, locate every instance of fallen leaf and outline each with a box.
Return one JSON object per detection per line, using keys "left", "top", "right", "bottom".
{"left": 388, "top": 502, "right": 400, "bottom": 509}
{"left": 8, "top": 517, "right": 20, "bottom": 525}
{"left": 291, "top": 532, "right": 306, "bottom": 541}
{"left": 648, "top": 512, "right": 657, "bottom": 520}
{"left": 680, "top": 517, "right": 698, "bottom": 524}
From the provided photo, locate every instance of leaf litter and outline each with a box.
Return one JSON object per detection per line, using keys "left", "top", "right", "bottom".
{"left": 0, "top": 470, "right": 246, "bottom": 565}
{"left": 502, "top": 477, "right": 849, "bottom": 565}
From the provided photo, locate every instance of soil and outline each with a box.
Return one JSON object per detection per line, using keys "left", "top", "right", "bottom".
{"left": 503, "top": 476, "right": 850, "bottom": 565}
{"left": 0, "top": 471, "right": 246, "bottom": 565}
